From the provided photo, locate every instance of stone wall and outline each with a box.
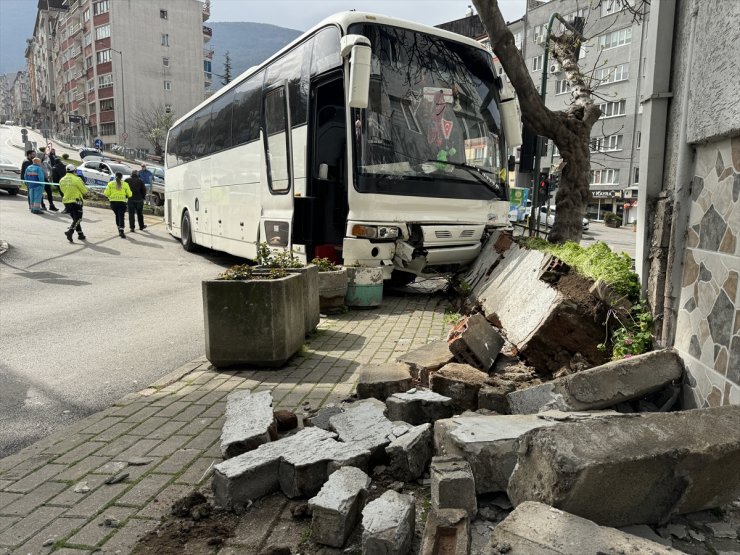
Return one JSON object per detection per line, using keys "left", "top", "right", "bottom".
{"left": 673, "top": 136, "right": 740, "bottom": 407}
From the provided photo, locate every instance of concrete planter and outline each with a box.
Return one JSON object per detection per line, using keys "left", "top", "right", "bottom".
{"left": 202, "top": 273, "right": 305, "bottom": 368}
{"left": 345, "top": 266, "right": 383, "bottom": 308}
{"left": 604, "top": 219, "right": 621, "bottom": 228}
{"left": 287, "top": 265, "right": 320, "bottom": 335}
{"left": 317, "top": 269, "right": 348, "bottom": 314}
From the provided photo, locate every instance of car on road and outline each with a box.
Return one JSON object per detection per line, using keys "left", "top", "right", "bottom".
{"left": 4, "top": 120, "right": 15, "bottom": 125}
{"left": 535, "top": 205, "right": 590, "bottom": 231}
{"left": 148, "top": 165, "right": 165, "bottom": 206}
{"left": 0, "top": 156, "right": 21, "bottom": 195}
{"left": 77, "top": 160, "right": 132, "bottom": 189}
{"left": 78, "top": 147, "right": 103, "bottom": 160}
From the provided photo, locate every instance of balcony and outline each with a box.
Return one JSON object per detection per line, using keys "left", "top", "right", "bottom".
{"left": 204, "top": 71, "right": 213, "bottom": 84}
{"left": 203, "top": 48, "right": 214, "bottom": 60}
{"left": 202, "top": 0, "right": 210, "bottom": 21}
{"left": 202, "top": 25, "right": 212, "bottom": 42}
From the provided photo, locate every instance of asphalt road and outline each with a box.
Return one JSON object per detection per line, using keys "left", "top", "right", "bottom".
{"left": 0, "top": 125, "right": 242, "bottom": 457}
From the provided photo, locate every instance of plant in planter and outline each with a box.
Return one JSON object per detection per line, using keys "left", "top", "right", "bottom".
{"left": 255, "top": 243, "right": 319, "bottom": 334}
{"left": 312, "top": 257, "right": 348, "bottom": 314}
{"left": 345, "top": 265, "right": 384, "bottom": 308}
{"left": 202, "top": 264, "right": 304, "bottom": 368}
{"left": 603, "top": 212, "right": 622, "bottom": 228}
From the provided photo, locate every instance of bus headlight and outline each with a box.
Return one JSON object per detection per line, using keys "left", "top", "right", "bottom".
{"left": 351, "top": 224, "right": 400, "bottom": 239}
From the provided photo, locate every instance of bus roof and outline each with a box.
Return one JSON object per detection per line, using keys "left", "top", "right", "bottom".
{"left": 170, "top": 11, "right": 492, "bottom": 130}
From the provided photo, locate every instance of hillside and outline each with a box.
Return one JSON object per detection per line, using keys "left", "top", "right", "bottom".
{"left": 207, "top": 22, "right": 302, "bottom": 88}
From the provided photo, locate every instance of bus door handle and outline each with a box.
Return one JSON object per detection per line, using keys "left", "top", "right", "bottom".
{"left": 218, "top": 220, "right": 222, "bottom": 224}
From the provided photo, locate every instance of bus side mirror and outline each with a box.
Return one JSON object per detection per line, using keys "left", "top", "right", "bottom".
{"left": 341, "top": 35, "right": 371, "bottom": 109}
{"left": 498, "top": 80, "right": 523, "bottom": 148}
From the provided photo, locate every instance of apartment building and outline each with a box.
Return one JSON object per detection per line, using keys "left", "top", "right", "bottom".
{"left": 12, "top": 72, "right": 32, "bottom": 124}
{"left": 0, "top": 74, "right": 13, "bottom": 122}
{"left": 26, "top": 0, "right": 211, "bottom": 151}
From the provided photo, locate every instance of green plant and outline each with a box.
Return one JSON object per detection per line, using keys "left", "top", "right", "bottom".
{"left": 443, "top": 308, "right": 463, "bottom": 326}
{"left": 311, "top": 257, "right": 339, "bottom": 272}
{"left": 217, "top": 264, "right": 288, "bottom": 280}
{"left": 256, "top": 241, "right": 303, "bottom": 268}
{"left": 605, "top": 301, "right": 654, "bottom": 360}
{"left": 450, "top": 276, "right": 472, "bottom": 297}
{"left": 603, "top": 211, "right": 620, "bottom": 223}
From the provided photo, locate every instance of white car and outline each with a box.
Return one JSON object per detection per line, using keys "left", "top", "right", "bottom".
{"left": 535, "top": 206, "right": 589, "bottom": 231}
{"left": 77, "top": 160, "right": 132, "bottom": 189}
{"left": 0, "top": 156, "right": 21, "bottom": 195}
{"left": 148, "top": 165, "right": 166, "bottom": 206}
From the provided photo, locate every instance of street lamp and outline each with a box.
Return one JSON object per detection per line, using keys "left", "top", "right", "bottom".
{"left": 110, "top": 47, "right": 127, "bottom": 145}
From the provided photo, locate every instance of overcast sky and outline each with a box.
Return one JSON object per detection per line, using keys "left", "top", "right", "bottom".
{"left": 0, "top": 0, "right": 526, "bottom": 74}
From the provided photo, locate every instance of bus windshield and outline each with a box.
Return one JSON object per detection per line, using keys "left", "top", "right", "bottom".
{"left": 349, "top": 23, "right": 505, "bottom": 201}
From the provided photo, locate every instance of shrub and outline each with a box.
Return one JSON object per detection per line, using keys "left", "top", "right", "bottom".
{"left": 256, "top": 242, "right": 304, "bottom": 268}
{"left": 311, "top": 257, "right": 339, "bottom": 272}
{"left": 217, "top": 264, "right": 287, "bottom": 281}
{"left": 603, "top": 211, "right": 620, "bottom": 223}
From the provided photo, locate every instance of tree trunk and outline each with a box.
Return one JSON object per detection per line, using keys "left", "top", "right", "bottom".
{"left": 548, "top": 134, "right": 591, "bottom": 243}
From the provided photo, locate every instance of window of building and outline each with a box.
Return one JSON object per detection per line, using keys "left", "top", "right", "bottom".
{"left": 162, "top": 56, "right": 169, "bottom": 67}
{"left": 599, "top": 27, "right": 632, "bottom": 49}
{"left": 93, "top": 1, "right": 109, "bottom": 16}
{"left": 164, "top": 80, "right": 171, "bottom": 91}
{"left": 160, "top": 9, "right": 168, "bottom": 19}
{"left": 98, "top": 73, "right": 113, "bottom": 88}
{"left": 598, "top": 99, "right": 627, "bottom": 118}
{"left": 161, "top": 33, "right": 169, "bottom": 46}
{"left": 85, "top": 56, "right": 93, "bottom": 69}
{"left": 533, "top": 24, "right": 545, "bottom": 44}
{"left": 100, "top": 122, "right": 115, "bottom": 136}
{"left": 95, "top": 24, "right": 110, "bottom": 40}
{"left": 633, "top": 167, "right": 639, "bottom": 185}
{"left": 598, "top": 63, "right": 629, "bottom": 85}
{"left": 636, "top": 130, "right": 641, "bottom": 149}
{"left": 514, "top": 32, "right": 522, "bottom": 50}
{"left": 555, "top": 79, "right": 569, "bottom": 95}
{"left": 164, "top": 104, "right": 172, "bottom": 114}
{"left": 590, "top": 168, "right": 620, "bottom": 185}
{"left": 532, "top": 55, "right": 543, "bottom": 72}
{"left": 96, "top": 49, "right": 111, "bottom": 64}
{"left": 87, "top": 80, "right": 95, "bottom": 92}
{"left": 100, "top": 98, "right": 114, "bottom": 111}
{"left": 602, "top": 0, "right": 633, "bottom": 17}
{"left": 83, "top": 9, "right": 90, "bottom": 22}
{"left": 590, "top": 134, "right": 623, "bottom": 152}
{"left": 84, "top": 33, "right": 92, "bottom": 46}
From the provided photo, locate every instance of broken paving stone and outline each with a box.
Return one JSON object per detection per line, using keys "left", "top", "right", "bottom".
{"left": 386, "top": 424, "right": 432, "bottom": 482}
{"left": 507, "top": 348, "right": 684, "bottom": 414}
{"left": 447, "top": 313, "right": 504, "bottom": 371}
{"left": 705, "top": 522, "right": 738, "bottom": 539}
{"left": 309, "top": 466, "right": 371, "bottom": 548}
{"left": 221, "top": 390, "right": 276, "bottom": 459}
{"left": 356, "top": 363, "right": 413, "bottom": 401}
{"left": 42, "top": 538, "right": 54, "bottom": 547}
{"left": 431, "top": 456, "right": 477, "bottom": 517}
{"left": 688, "top": 529, "right": 706, "bottom": 542}
{"left": 490, "top": 502, "right": 683, "bottom": 555}
{"left": 73, "top": 481, "right": 90, "bottom": 493}
{"left": 508, "top": 405, "right": 740, "bottom": 527}
{"left": 127, "top": 457, "right": 154, "bottom": 466}
{"left": 362, "top": 490, "right": 416, "bottom": 555}
{"left": 385, "top": 389, "right": 454, "bottom": 425}
{"left": 419, "top": 508, "right": 470, "bottom": 555}
{"left": 430, "top": 363, "right": 489, "bottom": 411}
{"left": 307, "top": 406, "right": 344, "bottom": 430}
{"left": 273, "top": 410, "right": 298, "bottom": 432}
{"left": 100, "top": 516, "right": 121, "bottom": 528}
{"left": 396, "top": 340, "right": 455, "bottom": 386}
{"left": 666, "top": 524, "right": 689, "bottom": 540}
{"left": 104, "top": 472, "right": 129, "bottom": 485}
{"left": 330, "top": 399, "right": 410, "bottom": 461}
{"left": 478, "top": 382, "right": 515, "bottom": 414}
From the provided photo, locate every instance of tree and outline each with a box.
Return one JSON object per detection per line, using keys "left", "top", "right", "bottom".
{"left": 131, "top": 104, "right": 175, "bottom": 158}
{"left": 222, "top": 51, "right": 232, "bottom": 85}
{"left": 472, "top": 0, "right": 647, "bottom": 243}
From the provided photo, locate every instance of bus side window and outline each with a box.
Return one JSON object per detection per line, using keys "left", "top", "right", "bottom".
{"left": 264, "top": 87, "right": 291, "bottom": 192}
{"left": 311, "top": 27, "right": 341, "bottom": 77}
{"left": 233, "top": 74, "right": 263, "bottom": 146}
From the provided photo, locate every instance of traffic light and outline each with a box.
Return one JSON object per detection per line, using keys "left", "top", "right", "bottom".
{"left": 539, "top": 172, "right": 549, "bottom": 191}
{"left": 550, "top": 173, "right": 560, "bottom": 189}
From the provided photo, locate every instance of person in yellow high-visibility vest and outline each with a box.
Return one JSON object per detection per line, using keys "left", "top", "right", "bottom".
{"left": 104, "top": 172, "right": 132, "bottom": 238}
{"left": 59, "top": 164, "right": 88, "bottom": 243}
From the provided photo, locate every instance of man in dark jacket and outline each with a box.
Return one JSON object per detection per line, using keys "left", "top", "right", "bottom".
{"left": 51, "top": 159, "right": 68, "bottom": 213}
{"left": 21, "top": 149, "right": 35, "bottom": 209}
{"left": 125, "top": 170, "right": 147, "bottom": 232}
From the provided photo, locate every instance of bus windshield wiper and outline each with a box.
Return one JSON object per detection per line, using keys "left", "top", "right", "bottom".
{"left": 426, "top": 160, "right": 501, "bottom": 193}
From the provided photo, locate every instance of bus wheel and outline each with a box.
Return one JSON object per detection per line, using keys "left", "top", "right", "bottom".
{"left": 181, "top": 211, "right": 196, "bottom": 252}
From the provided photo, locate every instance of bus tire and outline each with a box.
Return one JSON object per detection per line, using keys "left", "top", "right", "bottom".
{"left": 389, "top": 270, "right": 416, "bottom": 287}
{"left": 181, "top": 211, "right": 197, "bottom": 252}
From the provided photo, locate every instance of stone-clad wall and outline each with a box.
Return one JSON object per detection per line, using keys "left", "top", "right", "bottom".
{"left": 674, "top": 136, "right": 740, "bottom": 407}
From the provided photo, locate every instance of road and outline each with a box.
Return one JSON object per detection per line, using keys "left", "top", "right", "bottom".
{"left": 0, "top": 124, "right": 242, "bottom": 457}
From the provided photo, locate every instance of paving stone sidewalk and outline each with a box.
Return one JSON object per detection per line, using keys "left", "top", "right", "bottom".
{"left": 0, "top": 292, "right": 449, "bottom": 554}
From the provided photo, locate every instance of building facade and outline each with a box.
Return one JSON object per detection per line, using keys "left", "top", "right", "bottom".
{"left": 0, "top": 74, "right": 13, "bottom": 122}
{"left": 26, "top": 0, "right": 211, "bottom": 152}
{"left": 11, "top": 72, "right": 32, "bottom": 124}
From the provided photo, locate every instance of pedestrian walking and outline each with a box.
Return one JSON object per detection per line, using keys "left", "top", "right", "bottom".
{"left": 20, "top": 149, "right": 36, "bottom": 210}
{"left": 52, "top": 158, "right": 67, "bottom": 213}
{"left": 139, "top": 163, "right": 153, "bottom": 205}
{"left": 104, "top": 172, "right": 132, "bottom": 238}
{"left": 59, "top": 164, "right": 88, "bottom": 242}
{"left": 125, "top": 170, "right": 147, "bottom": 232}
{"left": 25, "top": 157, "right": 46, "bottom": 214}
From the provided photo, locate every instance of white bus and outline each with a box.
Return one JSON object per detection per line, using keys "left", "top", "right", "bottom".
{"left": 165, "top": 12, "right": 522, "bottom": 284}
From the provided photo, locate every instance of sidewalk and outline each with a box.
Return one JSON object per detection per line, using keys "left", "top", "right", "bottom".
{"left": 0, "top": 292, "right": 449, "bottom": 554}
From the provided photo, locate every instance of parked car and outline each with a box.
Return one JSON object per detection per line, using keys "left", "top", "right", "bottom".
{"left": 77, "top": 160, "right": 132, "bottom": 188}
{"left": 535, "top": 206, "right": 590, "bottom": 231}
{"left": 78, "top": 147, "right": 103, "bottom": 160}
{"left": 0, "top": 156, "right": 21, "bottom": 195}
{"left": 149, "top": 165, "right": 165, "bottom": 206}
{"left": 4, "top": 120, "right": 15, "bottom": 126}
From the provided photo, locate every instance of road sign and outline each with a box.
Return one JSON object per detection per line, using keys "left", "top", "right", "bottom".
{"left": 68, "top": 115, "right": 82, "bottom": 123}
{"left": 94, "top": 138, "right": 103, "bottom": 149}
{"left": 121, "top": 132, "right": 128, "bottom": 142}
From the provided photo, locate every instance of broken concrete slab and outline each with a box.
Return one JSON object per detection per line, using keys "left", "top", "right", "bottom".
{"left": 397, "top": 340, "right": 455, "bottom": 386}
{"left": 386, "top": 424, "right": 432, "bottom": 482}
{"left": 508, "top": 406, "right": 740, "bottom": 527}
{"left": 507, "top": 349, "right": 684, "bottom": 414}
{"left": 330, "top": 399, "right": 409, "bottom": 462}
{"left": 478, "top": 382, "right": 515, "bottom": 414}
{"left": 419, "top": 509, "right": 470, "bottom": 555}
{"left": 431, "top": 456, "right": 477, "bottom": 517}
{"left": 307, "top": 405, "right": 344, "bottom": 430}
{"left": 308, "top": 466, "right": 371, "bottom": 548}
{"left": 356, "top": 363, "right": 413, "bottom": 401}
{"left": 220, "top": 390, "right": 276, "bottom": 459}
{"left": 385, "top": 389, "right": 454, "bottom": 425}
{"left": 362, "top": 490, "right": 416, "bottom": 555}
{"left": 448, "top": 313, "right": 504, "bottom": 371}
{"left": 490, "top": 501, "right": 684, "bottom": 554}
{"left": 430, "top": 363, "right": 489, "bottom": 411}
{"left": 212, "top": 427, "right": 371, "bottom": 508}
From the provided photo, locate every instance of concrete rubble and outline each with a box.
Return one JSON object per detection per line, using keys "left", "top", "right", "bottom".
{"left": 308, "top": 466, "right": 371, "bottom": 547}
{"left": 386, "top": 423, "right": 433, "bottom": 482}
{"left": 478, "top": 381, "right": 515, "bottom": 414}
{"left": 362, "top": 490, "right": 416, "bottom": 555}
{"left": 431, "top": 362, "right": 489, "bottom": 411}
{"left": 508, "top": 405, "right": 740, "bottom": 526}
{"left": 356, "top": 362, "right": 414, "bottom": 401}
{"left": 397, "top": 340, "right": 455, "bottom": 386}
{"left": 307, "top": 405, "right": 344, "bottom": 430}
{"left": 220, "top": 390, "right": 276, "bottom": 459}
{"left": 447, "top": 313, "right": 504, "bottom": 371}
{"left": 507, "top": 348, "right": 684, "bottom": 414}
{"left": 385, "top": 389, "right": 454, "bottom": 424}
{"left": 419, "top": 508, "right": 470, "bottom": 555}
{"left": 431, "top": 455, "right": 477, "bottom": 517}
{"left": 490, "top": 501, "right": 685, "bottom": 554}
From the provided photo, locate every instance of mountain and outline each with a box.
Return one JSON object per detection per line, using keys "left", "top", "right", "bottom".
{"left": 207, "top": 22, "right": 302, "bottom": 88}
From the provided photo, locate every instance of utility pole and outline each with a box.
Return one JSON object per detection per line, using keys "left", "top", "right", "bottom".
{"left": 110, "top": 48, "right": 127, "bottom": 146}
